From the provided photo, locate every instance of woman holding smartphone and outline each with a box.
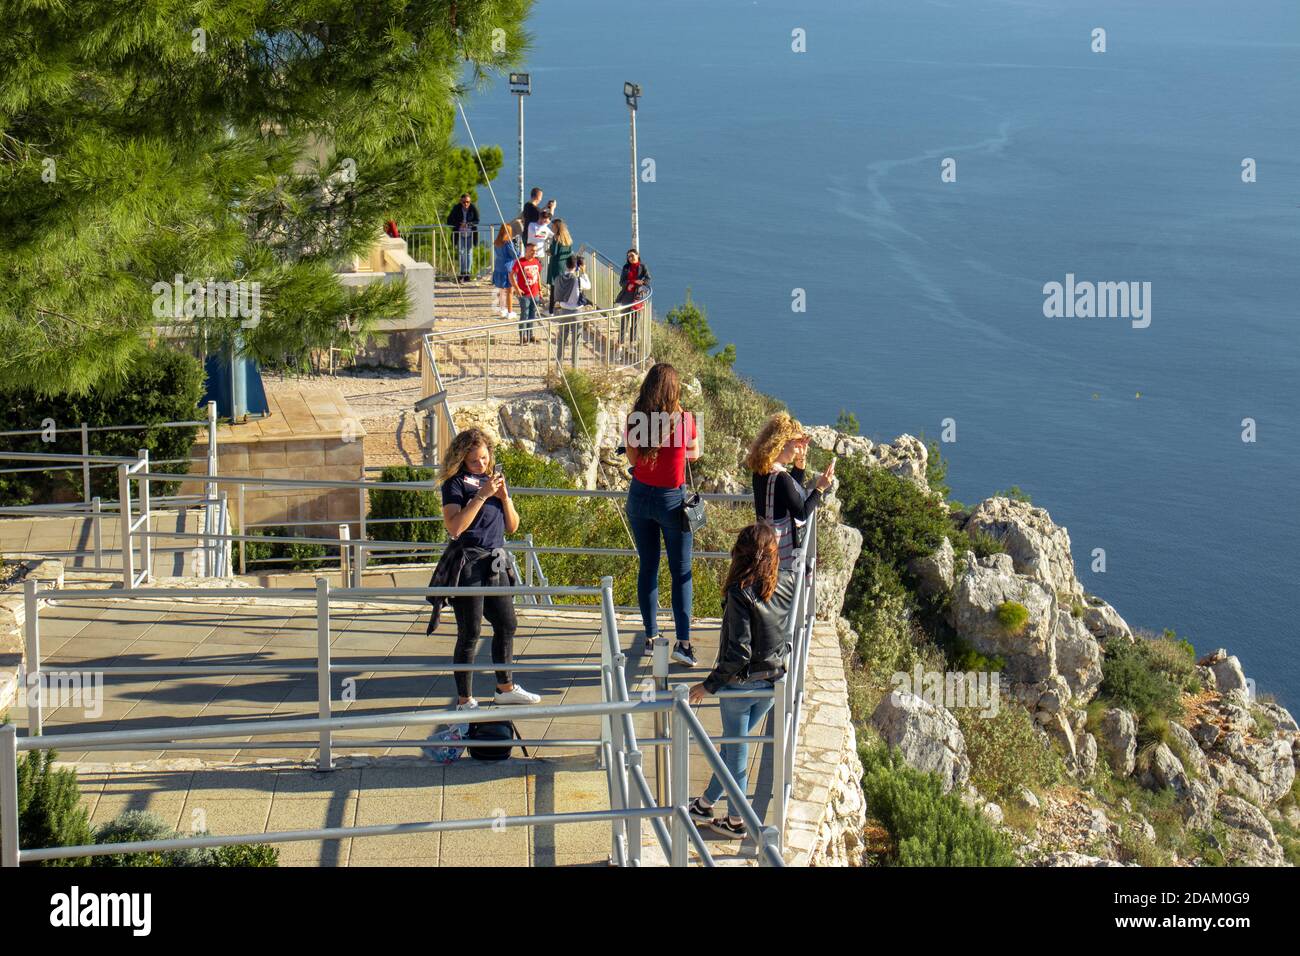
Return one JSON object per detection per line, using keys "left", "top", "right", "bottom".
{"left": 745, "top": 412, "right": 834, "bottom": 571}
{"left": 434, "top": 428, "right": 541, "bottom": 709}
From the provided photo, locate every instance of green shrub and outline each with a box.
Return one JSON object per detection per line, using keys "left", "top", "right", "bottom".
{"left": 1139, "top": 629, "right": 1200, "bottom": 694}
{"left": 922, "top": 439, "right": 952, "bottom": 501}
{"left": 10, "top": 749, "right": 93, "bottom": 866}
{"left": 493, "top": 443, "right": 738, "bottom": 618}
{"left": 1099, "top": 638, "right": 1185, "bottom": 721}
{"left": 995, "top": 601, "right": 1029, "bottom": 635}
{"left": 993, "top": 485, "right": 1033, "bottom": 503}
{"left": 549, "top": 367, "right": 600, "bottom": 443}
{"left": 243, "top": 525, "right": 328, "bottom": 571}
{"left": 93, "top": 809, "right": 278, "bottom": 866}
{"left": 835, "top": 409, "right": 860, "bottom": 435}
{"left": 212, "top": 842, "right": 280, "bottom": 867}
{"left": 366, "top": 465, "right": 444, "bottom": 562}
{"left": 0, "top": 347, "right": 205, "bottom": 506}
{"left": 665, "top": 289, "right": 733, "bottom": 365}
{"left": 860, "top": 744, "right": 1016, "bottom": 866}
{"left": 836, "top": 459, "right": 952, "bottom": 573}
{"left": 956, "top": 702, "right": 1062, "bottom": 802}
{"left": 94, "top": 810, "right": 212, "bottom": 866}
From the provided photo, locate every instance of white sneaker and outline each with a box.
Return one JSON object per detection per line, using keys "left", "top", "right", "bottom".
{"left": 456, "top": 698, "right": 479, "bottom": 711}
{"left": 507, "top": 310, "right": 519, "bottom": 319}
{"left": 494, "top": 684, "right": 542, "bottom": 705}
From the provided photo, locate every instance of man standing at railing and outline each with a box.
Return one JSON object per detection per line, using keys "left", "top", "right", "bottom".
{"left": 516, "top": 186, "right": 544, "bottom": 252}
{"left": 511, "top": 242, "right": 543, "bottom": 344}
{"left": 447, "top": 193, "right": 480, "bottom": 282}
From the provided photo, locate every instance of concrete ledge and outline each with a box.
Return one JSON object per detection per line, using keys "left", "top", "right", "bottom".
{"left": 784, "top": 621, "right": 867, "bottom": 867}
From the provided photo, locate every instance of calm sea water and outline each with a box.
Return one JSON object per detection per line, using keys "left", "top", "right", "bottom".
{"left": 462, "top": 0, "right": 1300, "bottom": 706}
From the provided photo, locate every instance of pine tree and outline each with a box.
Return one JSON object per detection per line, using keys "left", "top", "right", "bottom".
{"left": 0, "top": 0, "right": 532, "bottom": 395}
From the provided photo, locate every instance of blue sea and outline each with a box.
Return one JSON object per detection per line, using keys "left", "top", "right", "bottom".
{"left": 460, "top": 0, "right": 1300, "bottom": 707}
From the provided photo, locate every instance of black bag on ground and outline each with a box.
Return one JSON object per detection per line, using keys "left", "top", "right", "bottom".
{"left": 467, "top": 720, "right": 530, "bottom": 761}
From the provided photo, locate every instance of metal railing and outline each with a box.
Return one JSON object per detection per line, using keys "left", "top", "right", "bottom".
{"left": 3, "top": 568, "right": 800, "bottom": 867}
{"left": 401, "top": 222, "right": 502, "bottom": 280}
{"left": 420, "top": 298, "right": 652, "bottom": 405}
{"left": 0, "top": 405, "right": 222, "bottom": 580}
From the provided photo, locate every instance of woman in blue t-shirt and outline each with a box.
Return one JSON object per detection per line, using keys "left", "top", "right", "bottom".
{"left": 438, "top": 428, "right": 540, "bottom": 710}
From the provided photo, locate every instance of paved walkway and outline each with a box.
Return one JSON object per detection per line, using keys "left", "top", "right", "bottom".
{"left": 0, "top": 511, "right": 208, "bottom": 581}
{"left": 14, "top": 595, "right": 774, "bottom": 866}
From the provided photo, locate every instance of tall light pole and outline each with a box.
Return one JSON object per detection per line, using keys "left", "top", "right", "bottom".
{"left": 624, "top": 82, "right": 642, "bottom": 252}
{"left": 510, "top": 73, "right": 531, "bottom": 216}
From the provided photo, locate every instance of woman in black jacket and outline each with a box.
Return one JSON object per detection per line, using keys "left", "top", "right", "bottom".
{"left": 614, "top": 248, "right": 650, "bottom": 347}
{"left": 686, "top": 524, "right": 794, "bottom": 839}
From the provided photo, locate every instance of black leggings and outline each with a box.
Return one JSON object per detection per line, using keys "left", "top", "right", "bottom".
{"left": 451, "top": 593, "right": 517, "bottom": 698}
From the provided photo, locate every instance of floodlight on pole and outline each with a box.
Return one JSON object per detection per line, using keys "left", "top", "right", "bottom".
{"left": 625, "top": 83, "right": 642, "bottom": 252}
{"left": 510, "top": 73, "right": 531, "bottom": 215}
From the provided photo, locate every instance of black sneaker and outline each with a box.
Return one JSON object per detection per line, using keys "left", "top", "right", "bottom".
{"left": 687, "top": 796, "right": 714, "bottom": 824}
{"left": 671, "top": 642, "right": 697, "bottom": 667}
{"left": 708, "top": 816, "right": 746, "bottom": 840}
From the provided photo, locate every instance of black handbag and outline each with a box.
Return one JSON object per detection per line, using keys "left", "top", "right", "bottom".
{"left": 467, "top": 721, "right": 530, "bottom": 761}
{"left": 681, "top": 457, "right": 707, "bottom": 534}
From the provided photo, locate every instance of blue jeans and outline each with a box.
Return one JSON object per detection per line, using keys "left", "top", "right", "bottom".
{"left": 456, "top": 233, "right": 474, "bottom": 277}
{"left": 625, "top": 478, "right": 693, "bottom": 642}
{"left": 518, "top": 296, "right": 537, "bottom": 341}
{"left": 703, "top": 679, "right": 775, "bottom": 817}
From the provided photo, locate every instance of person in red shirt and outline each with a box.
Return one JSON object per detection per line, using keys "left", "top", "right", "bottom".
{"left": 624, "top": 363, "right": 701, "bottom": 666}
{"left": 510, "top": 243, "right": 543, "bottom": 343}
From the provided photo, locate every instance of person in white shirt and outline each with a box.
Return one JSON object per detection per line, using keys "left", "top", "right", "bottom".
{"left": 527, "top": 211, "right": 554, "bottom": 280}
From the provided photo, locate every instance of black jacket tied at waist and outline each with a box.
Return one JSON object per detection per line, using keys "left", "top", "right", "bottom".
{"left": 424, "top": 540, "right": 517, "bottom": 634}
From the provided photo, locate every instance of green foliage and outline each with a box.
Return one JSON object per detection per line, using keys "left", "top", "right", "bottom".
{"left": 994, "top": 485, "right": 1033, "bottom": 503}
{"left": 0, "top": 348, "right": 204, "bottom": 506}
{"left": 243, "top": 526, "right": 327, "bottom": 571}
{"left": 956, "top": 702, "right": 1063, "bottom": 801}
{"left": 836, "top": 458, "right": 951, "bottom": 572}
{"left": 549, "top": 368, "right": 600, "bottom": 444}
{"left": 923, "top": 439, "right": 951, "bottom": 501}
{"left": 665, "top": 289, "right": 733, "bottom": 366}
{"left": 494, "top": 443, "right": 739, "bottom": 618}
{"left": 649, "top": 319, "right": 781, "bottom": 484}
{"left": 11, "top": 750, "right": 93, "bottom": 866}
{"left": 1139, "top": 629, "right": 1200, "bottom": 694}
{"left": 834, "top": 409, "right": 860, "bottom": 435}
{"left": 0, "top": 1, "right": 531, "bottom": 393}
{"left": 995, "top": 601, "right": 1029, "bottom": 635}
{"left": 860, "top": 744, "right": 1016, "bottom": 866}
{"left": 94, "top": 810, "right": 278, "bottom": 866}
{"left": 1099, "top": 638, "right": 1185, "bottom": 721}
{"left": 367, "top": 465, "right": 445, "bottom": 562}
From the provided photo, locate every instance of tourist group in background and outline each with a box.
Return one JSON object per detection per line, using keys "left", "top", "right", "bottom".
{"left": 449, "top": 185, "right": 650, "bottom": 352}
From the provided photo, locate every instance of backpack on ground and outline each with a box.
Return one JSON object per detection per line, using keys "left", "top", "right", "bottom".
{"left": 467, "top": 720, "right": 530, "bottom": 761}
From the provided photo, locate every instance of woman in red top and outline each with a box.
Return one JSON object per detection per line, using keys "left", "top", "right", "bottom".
{"left": 624, "top": 363, "right": 700, "bottom": 666}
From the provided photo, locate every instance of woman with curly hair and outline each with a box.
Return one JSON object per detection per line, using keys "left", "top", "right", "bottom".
{"left": 686, "top": 524, "right": 794, "bottom": 838}
{"left": 428, "top": 427, "right": 540, "bottom": 709}
{"left": 745, "top": 412, "right": 834, "bottom": 570}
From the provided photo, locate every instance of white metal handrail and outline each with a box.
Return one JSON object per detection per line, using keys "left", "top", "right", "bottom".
{"left": 5, "top": 572, "right": 790, "bottom": 867}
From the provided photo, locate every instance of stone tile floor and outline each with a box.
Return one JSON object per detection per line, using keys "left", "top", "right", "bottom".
{"left": 14, "top": 596, "right": 776, "bottom": 866}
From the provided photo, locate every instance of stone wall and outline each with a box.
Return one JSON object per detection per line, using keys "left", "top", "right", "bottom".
{"left": 185, "top": 387, "right": 367, "bottom": 533}
{"left": 784, "top": 620, "right": 867, "bottom": 866}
